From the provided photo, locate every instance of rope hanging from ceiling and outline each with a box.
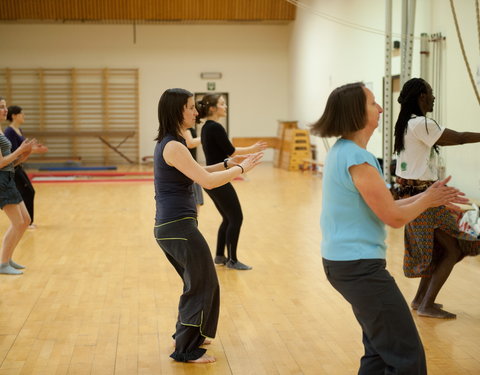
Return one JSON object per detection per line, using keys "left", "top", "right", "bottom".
{"left": 449, "top": 0, "right": 480, "bottom": 106}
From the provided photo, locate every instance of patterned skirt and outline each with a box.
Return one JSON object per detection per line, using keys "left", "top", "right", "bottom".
{"left": 394, "top": 177, "right": 480, "bottom": 278}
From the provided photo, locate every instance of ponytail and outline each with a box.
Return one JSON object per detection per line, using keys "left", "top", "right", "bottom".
{"left": 195, "top": 94, "right": 221, "bottom": 123}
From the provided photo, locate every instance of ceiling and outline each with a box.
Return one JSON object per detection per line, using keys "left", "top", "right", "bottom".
{"left": 0, "top": 0, "right": 296, "bottom": 24}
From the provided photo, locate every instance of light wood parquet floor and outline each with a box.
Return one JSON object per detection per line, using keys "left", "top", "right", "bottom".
{"left": 0, "top": 163, "right": 479, "bottom": 375}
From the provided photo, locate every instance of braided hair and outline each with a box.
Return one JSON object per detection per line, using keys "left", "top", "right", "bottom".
{"left": 394, "top": 78, "right": 439, "bottom": 154}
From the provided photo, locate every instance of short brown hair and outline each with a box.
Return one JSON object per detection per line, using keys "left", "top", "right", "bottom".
{"left": 310, "top": 82, "right": 366, "bottom": 137}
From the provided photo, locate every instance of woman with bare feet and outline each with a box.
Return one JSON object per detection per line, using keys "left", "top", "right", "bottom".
{"left": 153, "top": 88, "right": 262, "bottom": 363}
{"left": 313, "top": 82, "right": 467, "bottom": 374}
{"left": 0, "top": 97, "right": 34, "bottom": 275}
{"left": 393, "top": 78, "right": 480, "bottom": 319}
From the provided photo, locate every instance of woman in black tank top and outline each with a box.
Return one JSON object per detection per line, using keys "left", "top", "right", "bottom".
{"left": 153, "top": 88, "right": 263, "bottom": 363}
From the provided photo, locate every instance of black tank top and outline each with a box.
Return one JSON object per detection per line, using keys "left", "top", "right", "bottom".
{"left": 154, "top": 134, "right": 196, "bottom": 224}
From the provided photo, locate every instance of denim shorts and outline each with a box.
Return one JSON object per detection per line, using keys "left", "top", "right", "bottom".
{"left": 0, "top": 171, "right": 23, "bottom": 209}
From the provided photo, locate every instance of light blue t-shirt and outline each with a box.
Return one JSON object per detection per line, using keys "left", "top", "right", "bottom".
{"left": 321, "top": 138, "right": 386, "bottom": 261}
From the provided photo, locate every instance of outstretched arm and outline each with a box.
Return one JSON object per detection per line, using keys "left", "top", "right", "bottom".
{"left": 163, "top": 141, "right": 262, "bottom": 189}
{"left": 435, "top": 128, "right": 480, "bottom": 146}
{"left": 231, "top": 141, "right": 268, "bottom": 156}
{"left": 32, "top": 143, "right": 49, "bottom": 154}
{"left": 350, "top": 163, "right": 466, "bottom": 228}
{"left": 0, "top": 139, "right": 34, "bottom": 169}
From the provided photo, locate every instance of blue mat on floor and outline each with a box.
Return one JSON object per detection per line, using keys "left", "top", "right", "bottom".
{"left": 38, "top": 166, "right": 117, "bottom": 171}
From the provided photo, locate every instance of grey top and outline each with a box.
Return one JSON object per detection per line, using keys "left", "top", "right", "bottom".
{"left": 0, "top": 134, "right": 14, "bottom": 172}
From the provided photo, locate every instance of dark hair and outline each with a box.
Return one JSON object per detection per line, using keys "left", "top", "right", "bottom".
{"left": 195, "top": 94, "right": 221, "bottom": 123}
{"left": 310, "top": 82, "right": 366, "bottom": 137}
{"left": 155, "top": 88, "right": 193, "bottom": 142}
{"left": 393, "top": 78, "right": 439, "bottom": 154}
{"left": 6, "top": 105, "right": 22, "bottom": 122}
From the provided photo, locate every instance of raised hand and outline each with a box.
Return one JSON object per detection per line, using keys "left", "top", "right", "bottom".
{"left": 228, "top": 154, "right": 249, "bottom": 166}
{"left": 253, "top": 141, "right": 268, "bottom": 152}
{"left": 18, "top": 138, "right": 35, "bottom": 153}
{"left": 33, "top": 143, "right": 49, "bottom": 154}
{"left": 424, "top": 176, "right": 469, "bottom": 210}
{"left": 239, "top": 152, "right": 264, "bottom": 173}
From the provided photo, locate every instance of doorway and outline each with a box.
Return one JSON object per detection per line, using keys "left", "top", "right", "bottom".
{"left": 194, "top": 92, "right": 229, "bottom": 164}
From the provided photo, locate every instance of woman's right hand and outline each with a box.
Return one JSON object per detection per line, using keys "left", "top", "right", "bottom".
{"left": 239, "top": 152, "right": 264, "bottom": 173}
{"left": 18, "top": 138, "right": 36, "bottom": 153}
{"left": 253, "top": 141, "right": 268, "bottom": 153}
{"left": 423, "top": 176, "right": 469, "bottom": 210}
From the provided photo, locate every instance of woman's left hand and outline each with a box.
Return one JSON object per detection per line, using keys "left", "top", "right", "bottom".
{"left": 426, "top": 176, "right": 470, "bottom": 210}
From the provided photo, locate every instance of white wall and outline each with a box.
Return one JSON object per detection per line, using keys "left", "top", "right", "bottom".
{"left": 289, "top": 0, "right": 431, "bottom": 161}
{"left": 289, "top": 0, "right": 480, "bottom": 200}
{"left": 0, "top": 23, "right": 291, "bottom": 161}
{"left": 429, "top": 1, "right": 480, "bottom": 199}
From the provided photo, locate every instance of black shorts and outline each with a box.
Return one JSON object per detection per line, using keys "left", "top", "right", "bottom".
{"left": 0, "top": 171, "right": 23, "bottom": 209}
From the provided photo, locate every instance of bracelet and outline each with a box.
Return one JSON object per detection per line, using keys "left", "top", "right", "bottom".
{"left": 235, "top": 164, "right": 244, "bottom": 174}
{"left": 223, "top": 158, "right": 229, "bottom": 169}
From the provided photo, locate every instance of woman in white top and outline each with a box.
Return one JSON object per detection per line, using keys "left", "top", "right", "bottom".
{"left": 394, "top": 78, "right": 480, "bottom": 319}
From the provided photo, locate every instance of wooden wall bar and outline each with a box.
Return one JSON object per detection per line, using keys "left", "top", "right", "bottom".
{"left": 0, "top": 68, "right": 139, "bottom": 164}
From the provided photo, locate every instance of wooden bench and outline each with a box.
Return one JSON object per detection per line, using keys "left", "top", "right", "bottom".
{"left": 26, "top": 156, "right": 82, "bottom": 162}
{"left": 27, "top": 130, "right": 136, "bottom": 163}
{"left": 232, "top": 137, "right": 279, "bottom": 149}
{"left": 24, "top": 156, "right": 83, "bottom": 170}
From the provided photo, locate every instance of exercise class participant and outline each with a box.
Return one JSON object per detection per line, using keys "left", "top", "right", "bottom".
{"left": 198, "top": 94, "right": 266, "bottom": 270}
{"left": 154, "top": 88, "right": 262, "bottom": 363}
{"left": 313, "top": 82, "right": 467, "bottom": 374}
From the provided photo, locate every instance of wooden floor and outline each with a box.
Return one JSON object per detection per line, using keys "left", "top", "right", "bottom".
{"left": 0, "top": 163, "right": 479, "bottom": 375}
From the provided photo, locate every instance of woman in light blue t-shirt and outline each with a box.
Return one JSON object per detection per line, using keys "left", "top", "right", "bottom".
{"left": 310, "top": 82, "right": 467, "bottom": 375}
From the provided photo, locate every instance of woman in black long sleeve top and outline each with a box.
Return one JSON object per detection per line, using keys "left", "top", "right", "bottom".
{"left": 197, "top": 94, "right": 266, "bottom": 270}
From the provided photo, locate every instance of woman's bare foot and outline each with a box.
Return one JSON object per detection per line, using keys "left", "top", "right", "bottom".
{"left": 417, "top": 305, "right": 456, "bottom": 319}
{"left": 188, "top": 354, "right": 216, "bottom": 363}
{"left": 411, "top": 301, "right": 443, "bottom": 310}
{"left": 172, "top": 338, "right": 212, "bottom": 347}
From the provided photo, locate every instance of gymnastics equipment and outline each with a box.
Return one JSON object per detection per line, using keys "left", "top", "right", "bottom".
{"left": 449, "top": 0, "right": 480, "bottom": 106}
{"left": 273, "top": 120, "right": 298, "bottom": 168}
{"left": 280, "top": 128, "right": 312, "bottom": 171}
{"left": 383, "top": 0, "right": 416, "bottom": 184}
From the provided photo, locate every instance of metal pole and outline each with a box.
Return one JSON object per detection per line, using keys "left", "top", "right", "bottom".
{"left": 420, "top": 32, "right": 430, "bottom": 80}
{"left": 405, "top": 0, "right": 417, "bottom": 79}
{"left": 383, "top": 0, "right": 393, "bottom": 183}
{"left": 400, "top": 0, "right": 416, "bottom": 85}
{"left": 400, "top": 0, "right": 408, "bottom": 85}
